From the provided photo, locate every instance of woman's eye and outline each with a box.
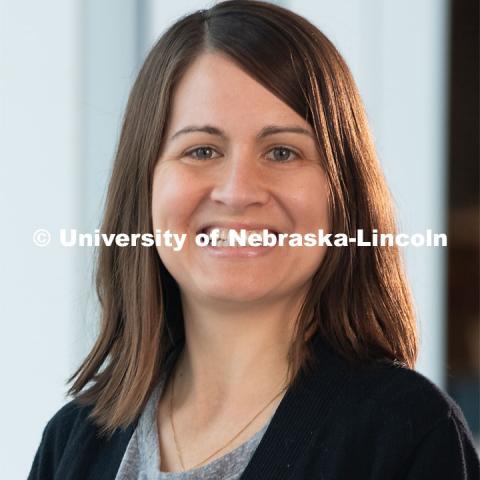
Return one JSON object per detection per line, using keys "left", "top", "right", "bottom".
{"left": 185, "top": 146, "right": 219, "bottom": 160}
{"left": 267, "top": 147, "right": 298, "bottom": 162}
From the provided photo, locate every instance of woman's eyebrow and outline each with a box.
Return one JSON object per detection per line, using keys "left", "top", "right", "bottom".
{"left": 257, "top": 125, "right": 314, "bottom": 139}
{"left": 169, "top": 124, "right": 314, "bottom": 141}
{"left": 170, "top": 125, "right": 227, "bottom": 141}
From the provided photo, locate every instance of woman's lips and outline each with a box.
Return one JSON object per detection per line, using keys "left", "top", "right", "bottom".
{"left": 201, "top": 241, "right": 276, "bottom": 257}
{"left": 197, "top": 222, "right": 280, "bottom": 236}
{"left": 202, "top": 226, "right": 278, "bottom": 240}
{"left": 194, "top": 226, "right": 279, "bottom": 257}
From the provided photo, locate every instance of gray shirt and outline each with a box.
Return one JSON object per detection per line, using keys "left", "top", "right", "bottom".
{"left": 115, "top": 362, "right": 273, "bottom": 480}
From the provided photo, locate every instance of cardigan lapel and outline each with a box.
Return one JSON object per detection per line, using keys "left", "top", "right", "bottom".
{"left": 86, "top": 424, "right": 137, "bottom": 480}
{"left": 73, "top": 346, "right": 183, "bottom": 480}
{"left": 239, "top": 333, "right": 352, "bottom": 480}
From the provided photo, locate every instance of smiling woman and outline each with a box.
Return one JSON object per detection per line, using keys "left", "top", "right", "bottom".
{"left": 28, "top": 1, "right": 479, "bottom": 479}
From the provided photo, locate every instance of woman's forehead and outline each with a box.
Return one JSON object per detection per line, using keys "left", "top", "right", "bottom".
{"left": 165, "top": 52, "right": 312, "bottom": 136}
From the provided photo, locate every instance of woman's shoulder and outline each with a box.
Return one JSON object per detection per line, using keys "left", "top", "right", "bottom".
{"left": 41, "top": 398, "right": 96, "bottom": 441}
{"left": 28, "top": 400, "right": 91, "bottom": 479}
{"left": 305, "top": 348, "right": 480, "bottom": 480}
{"left": 313, "top": 335, "right": 461, "bottom": 427}
{"left": 304, "top": 349, "right": 480, "bottom": 478}
{"left": 308, "top": 333, "right": 468, "bottom": 435}
{"left": 335, "top": 356, "right": 476, "bottom": 451}
{"left": 360, "top": 360, "right": 462, "bottom": 419}
{"left": 28, "top": 399, "right": 135, "bottom": 480}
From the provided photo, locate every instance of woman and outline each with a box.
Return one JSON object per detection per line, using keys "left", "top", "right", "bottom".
{"left": 28, "top": 1, "right": 479, "bottom": 479}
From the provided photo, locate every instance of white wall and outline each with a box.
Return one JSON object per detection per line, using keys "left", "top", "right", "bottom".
{"left": 0, "top": 1, "right": 81, "bottom": 478}
{"left": 0, "top": 1, "right": 139, "bottom": 478}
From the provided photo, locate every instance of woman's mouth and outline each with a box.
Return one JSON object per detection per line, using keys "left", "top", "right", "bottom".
{"left": 199, "top": 226, "right": 279, "bottom": 247}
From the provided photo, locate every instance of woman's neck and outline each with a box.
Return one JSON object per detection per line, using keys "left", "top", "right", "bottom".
{"left": 172, "top": 292, "right": 304, "bottom": 419}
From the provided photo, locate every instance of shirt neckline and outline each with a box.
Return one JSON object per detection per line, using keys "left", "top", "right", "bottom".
{"left": 137, "top": 350, "right": 278, "bottom": 476}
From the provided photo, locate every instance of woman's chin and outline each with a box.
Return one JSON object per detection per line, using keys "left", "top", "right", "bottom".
{"left": 196, "top": 282, "right": 278, "bottom": 306}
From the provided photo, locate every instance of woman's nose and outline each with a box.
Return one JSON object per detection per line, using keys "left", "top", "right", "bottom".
{"left": 210, "top": 150, "right": 270, "bottom": 210}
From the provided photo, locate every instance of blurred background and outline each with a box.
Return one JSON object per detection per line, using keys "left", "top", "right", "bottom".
{"left": 0, "top": 0, "right": 478, "bottom": 477}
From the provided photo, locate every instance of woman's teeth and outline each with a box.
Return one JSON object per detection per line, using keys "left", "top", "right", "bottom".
{"left": 203, "top": 227, "right": 275, "bottom": 247}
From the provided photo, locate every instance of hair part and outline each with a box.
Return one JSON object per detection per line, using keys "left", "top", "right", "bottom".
{"left": 68, "top": 0, "right": 418, "bottom": 436}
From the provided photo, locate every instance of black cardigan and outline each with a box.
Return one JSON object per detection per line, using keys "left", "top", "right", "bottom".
{"left": 28, "top": 333, "right": 480, "bottom": 480}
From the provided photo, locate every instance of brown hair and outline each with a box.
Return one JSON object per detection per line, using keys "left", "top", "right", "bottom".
{"left": 68, "top": 0, "right": 418, "bottom": 435}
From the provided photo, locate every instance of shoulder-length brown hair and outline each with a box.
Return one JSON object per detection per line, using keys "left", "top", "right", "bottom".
{"left": 68, "top": 0, "right": 418, "bottom": 435}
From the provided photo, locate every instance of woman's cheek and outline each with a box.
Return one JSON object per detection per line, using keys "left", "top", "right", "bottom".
{"left": 284, "top": 181, "right": 330, "bottom": 233}
{"left": 152, "top": 165, "right": 206, "bottom": 231}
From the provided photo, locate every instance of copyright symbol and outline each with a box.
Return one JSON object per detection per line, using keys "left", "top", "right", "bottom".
{"left": 33, "top": 229, "right": 51, "bottom": 247}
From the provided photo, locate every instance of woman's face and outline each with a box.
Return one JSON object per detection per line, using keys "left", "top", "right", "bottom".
{"left": 152, "top": 52, "right": 330, "bottom": 307}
